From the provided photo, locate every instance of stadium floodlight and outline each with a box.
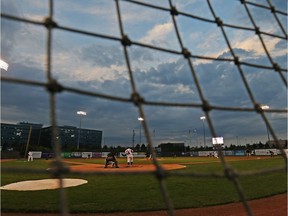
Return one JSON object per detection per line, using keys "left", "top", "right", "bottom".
{"left": 200, "top": 116, "right": 206, "bottom": 147}
{"left": 260, "top": 105, "right": 270, "bottom": 142}
{"left": 77, "top": 111, "right": 87, "bottom": 150}
{"left": 261, "top": 105, "right": 270, "bottom": 110}
{"left": 138, "top": 117, "right": 144, "bottom": 145}
{"left": 0, "top": 59, "right": 9, "bottom": 71}
{"left": 77, "top": 111, "right": 87, "bottom": 116}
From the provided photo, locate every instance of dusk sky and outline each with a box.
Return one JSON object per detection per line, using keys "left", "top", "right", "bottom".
{"left": 1, "top": 0, "right": 287, "bottom": 148}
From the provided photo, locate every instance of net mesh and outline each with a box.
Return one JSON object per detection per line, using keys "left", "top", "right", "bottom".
{"left": 1, "top": 0, "right": 287, "bottom": 215}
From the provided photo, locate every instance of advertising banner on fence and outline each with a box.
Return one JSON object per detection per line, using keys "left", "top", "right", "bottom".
{"left": 92, "top": 152, "right": 102, "bottom": 158}
{"left": 134, "top": 152, "right": 146, "bottom": 158}
{"left": 234, "top": 150, "right": 245, "bottom": 156}
{"left": 71, "top": 152, "right": 82, "bottom": 158}
{"left": 61, "top": 152, "right": 72, "bottom": 158}
{"left": 82, "top": 152, "right": 92, "bottom": 158}
{"left": 31, "top": 151, "right": 42, "bottom": 158}
{"left": 198, "top": 151, "right": 211, "bottom": 157}
{"left": 255, "top": 149, "right": 278, "bottom": 156}
{"left": 224, "top": 150, "right": 234, "bottom": 156}
{"left": 190, "top": 151, "right": 199, "bottom": 156}
{"left": 102, "top": 152, "right": 110, "bottom": 157}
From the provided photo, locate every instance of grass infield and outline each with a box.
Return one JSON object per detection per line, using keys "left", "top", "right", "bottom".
{"left": 1, "top": 156, "right": 286, "bottom": 213}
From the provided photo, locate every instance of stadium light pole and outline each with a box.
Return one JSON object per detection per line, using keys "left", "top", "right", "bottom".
{"left": 261, "top": 105, "right": 271, "bottom": 143}
{"left": 77, "top": 111, "right": 87, "bottom": 150}
{"left": 193, "top": 128, "right": 198, "bottom": 147}
{"left": 200, "top": 116, "right": 206, "bottom": 148}
{"left": 138, "top": 117, "right": 144, "bottom": 146}
{"left": 132, "top": 129, "right": 135, "bottom": 148}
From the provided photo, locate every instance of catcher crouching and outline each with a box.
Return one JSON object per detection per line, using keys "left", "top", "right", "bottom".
{"left": 104, "top": 152, "right": 119, "bottom": 168}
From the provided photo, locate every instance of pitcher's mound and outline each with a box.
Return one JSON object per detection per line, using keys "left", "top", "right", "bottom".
{"left": 0, "top": 178, "right": 87, "bottom": 191}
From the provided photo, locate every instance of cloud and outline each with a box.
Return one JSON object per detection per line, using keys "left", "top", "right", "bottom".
{"left": 140, "top": 22, "right": 174, "bottom": 46}
{"left": 1, "top": 2, "right": 23, "bottom": 59}
{"left": 80, "top": 44, "right": 155, "bottom": 68}
{"left": 234, "top": 36, "right": 284, "bottom": 56}
{"left": 1, "top": 1, "right": 286, "bottom": 147}
{"left": 1, "top": 82, "right": 49, "bottom": 125}
{"left": 2, "top": 47, "right": 286, "bottom": 146}
{"left": 81, "top": 44, "right": 124, "bottom": 67}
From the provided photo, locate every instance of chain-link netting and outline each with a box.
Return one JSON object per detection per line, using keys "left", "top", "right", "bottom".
{"left": 1, "top": 0, "right": 287, "bottom": 215}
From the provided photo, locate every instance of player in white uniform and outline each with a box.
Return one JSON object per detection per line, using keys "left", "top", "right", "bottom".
{"left": 27, "top": 151, "right": 33, "bottom": 162}
{"left": 124, "top": 148, "right": 134, "bottom": 167}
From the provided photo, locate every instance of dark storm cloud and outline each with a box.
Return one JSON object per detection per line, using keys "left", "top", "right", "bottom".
{"left": 81, "top": 44, "right": 124, "bottom": 67}
{"left": 217, "top": 48, "right": 256, "bottom": 59}
{"left": 1, "top": 44, "right": 286, "bottom": 146}
{"left": 80, "top": 44, "right": 155, "bottom": 67}
{"left": 1, "top": 2, "right": 22, "bottom": 59}
{"left": 122, "top": 48, "right": 286, "bottom": 144}
{"left": 67, "top": 46, "right": 286, "bottom": 143}
{"left": 1, "top": 1, "right": 286, "bottom": 148}
{"left": 3, "top": 62, "right": 46, "bottom": 81}
{"left": 100, "top": 77, "right": 132, "bottom": 96}
{"left": 1, "top": 82, "right": 49, "bottom": 124}
{"left": 148, "top": 59, "right": 192, "bottom": 85}
{"left": 132, "top": 48, "right": 285, "bottom": 108}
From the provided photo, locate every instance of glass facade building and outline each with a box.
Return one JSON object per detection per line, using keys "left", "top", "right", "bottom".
{"left": 1, "top": 122, "right": 102, "bottom": 151}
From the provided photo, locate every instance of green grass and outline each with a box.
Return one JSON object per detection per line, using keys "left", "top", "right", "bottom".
{"left": 1, "top": 156, "right": 286, "bottom": 213}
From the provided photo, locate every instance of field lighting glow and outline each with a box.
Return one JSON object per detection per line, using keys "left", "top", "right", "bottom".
{"left": 261, "top": 105, "right": 270, "bottom": 110}
{"left": 77, "top": 111, "right": 87, "bottom": 115}
{"left": 0, "top": 59, "right": 9, "bottom": 71}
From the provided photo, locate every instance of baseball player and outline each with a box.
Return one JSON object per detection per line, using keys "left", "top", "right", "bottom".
{"left": 124, "top": 148, "right": 134, "bottom": 167}
{"left": 27, "top": 151, "right": 33, "bottom": 162}
{"left": 104, "top": 152, "right": 119, "bottom": 168}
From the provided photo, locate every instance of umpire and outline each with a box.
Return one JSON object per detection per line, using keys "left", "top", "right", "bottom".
{"left": 104, "top": 151, "right": 119, "bottom": 168}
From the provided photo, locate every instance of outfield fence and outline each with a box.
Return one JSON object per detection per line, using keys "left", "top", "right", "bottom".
{"left": 1, "top": 1, "right": 287, "bottom": 216}
{"left": 29, "top": 148, "right": 286, "bottom": 159}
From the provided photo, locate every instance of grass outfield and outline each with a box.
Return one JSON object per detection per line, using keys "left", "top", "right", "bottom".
{"left": 1, "top": 156, "right": 287, "bottom": 213}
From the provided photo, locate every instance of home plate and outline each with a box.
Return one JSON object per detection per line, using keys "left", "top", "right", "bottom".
{"left": 0, "top": 178, "right": 87, "bottom": 191}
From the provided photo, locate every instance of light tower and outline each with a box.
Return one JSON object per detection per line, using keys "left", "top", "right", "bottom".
{"left": 138, "top": 117, "right": 144, "bottom": 145}
{"left": 200, "top": 116, "right": 206, "bottom": 148}
{"left": 77, "top": 111, "right": 87, "bottom": 150}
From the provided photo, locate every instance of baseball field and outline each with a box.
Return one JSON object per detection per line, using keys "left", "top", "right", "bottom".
{"left": 1, "top": 156, "right": 287, "bottom": 215}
